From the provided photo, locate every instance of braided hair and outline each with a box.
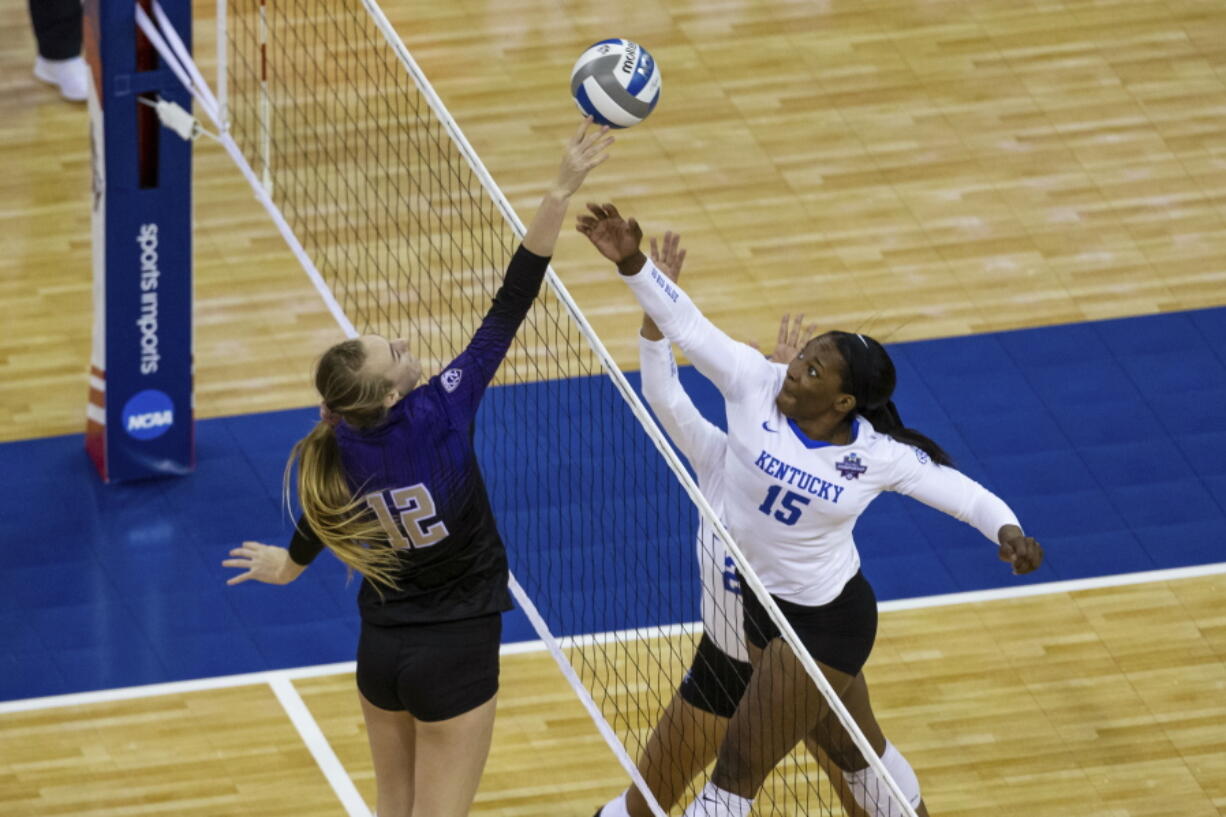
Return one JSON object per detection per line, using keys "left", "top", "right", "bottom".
{"left": 827, "top": 331, "right": 953, "bottom": 467}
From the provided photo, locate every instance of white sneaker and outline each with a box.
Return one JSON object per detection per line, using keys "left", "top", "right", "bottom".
{"left": 34, "top": 56, "right": 90, "bottom": 102}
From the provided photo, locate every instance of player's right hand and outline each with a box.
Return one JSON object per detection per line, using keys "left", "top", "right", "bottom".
{"left": 553, "top": 117, "right": 613, "bottom": 198}
{"left": 223, "top": 541, "right": 301, "bottom": 585}
{"left": 576, "top": 202, "right": 643, "bottom": 265}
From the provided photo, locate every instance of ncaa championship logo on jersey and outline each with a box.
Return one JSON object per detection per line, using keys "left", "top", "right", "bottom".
{"left": 441, "top": 368, "right": 463, "bottom": 393}
{"left": 835, "top": 452, "right": 868, "bottom": 480}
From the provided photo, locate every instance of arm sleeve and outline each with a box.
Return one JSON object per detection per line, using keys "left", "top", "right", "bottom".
{"left": 622, "top": 257, "right": 776, "bottom": 404}
{"left": 430, "top": 244, "right": 550, "bottom": 427}
{"left": 288, "top": 515, "right": 326, "bottom": 566}
{"left": 638, "top": 335, "right": 727, "bottom": 482}
{"left": 890, "top": 454, "right": 1021, "bottom": 545}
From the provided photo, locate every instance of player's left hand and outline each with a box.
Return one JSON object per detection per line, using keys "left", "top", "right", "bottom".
{"left": 649, "top": 231, "right": 686, "bottom": 282}
{"left": 997, "top": 525, "right": 1043, "bottom": 575}
{"left": 577, "top": 202, "right": 643, "bottom": 266}
{"left": 223, "top": 541, "right": 300, "bottom": 585}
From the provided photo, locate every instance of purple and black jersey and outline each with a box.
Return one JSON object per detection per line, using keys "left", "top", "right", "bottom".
{"left": 289, "top": 245, "right": 550, "bottom": 625}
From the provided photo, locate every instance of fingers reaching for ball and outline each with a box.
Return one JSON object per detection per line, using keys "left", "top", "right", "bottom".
{"left": 649, "top": 231, "right": 686, "bottom": 282}
{"left": 577, "top": 202, "right": 644, "bottom": 266}
{"left": 556, "top": 118, "right": 613, "bottom": 197}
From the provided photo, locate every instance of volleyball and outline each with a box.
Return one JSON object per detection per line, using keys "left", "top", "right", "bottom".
{"left": 570, "top": 39, "right": 661, "bottom": 128}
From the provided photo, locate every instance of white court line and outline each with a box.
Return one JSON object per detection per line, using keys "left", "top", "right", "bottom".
{"left": 1, "top": 562, "right": 1221, "bottom": 817}
{"left": 3, "top": 560, "right": 1223, "bottom": 717}
{"left": 878, "top": 561, "right": 1226, "bottom": 612}
{"left": 269, "top": 676, "right": 372, "bottom": 817}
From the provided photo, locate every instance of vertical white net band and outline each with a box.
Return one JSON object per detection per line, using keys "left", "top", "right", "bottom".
{"left": 194, "top": 2, "right": 918, "bottom": 815}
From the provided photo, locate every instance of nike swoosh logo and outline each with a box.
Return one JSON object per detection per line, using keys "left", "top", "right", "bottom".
{"left": 762, "top": 421, "right": 778, "bottom": 433}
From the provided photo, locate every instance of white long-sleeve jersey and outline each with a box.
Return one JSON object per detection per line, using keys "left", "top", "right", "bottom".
{"left": 639, "top": 335, "right": 747, "bottom": 662}
{"left": 625, "top": 258, "right": 1021, "bottom": 607}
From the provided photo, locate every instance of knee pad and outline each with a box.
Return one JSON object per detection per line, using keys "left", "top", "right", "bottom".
{"left": 844, "top": 741, "right": 921, "bottom": 817}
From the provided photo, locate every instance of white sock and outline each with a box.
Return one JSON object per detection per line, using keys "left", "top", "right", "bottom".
{"left": 681, "top": 782, "right": 752, "bottom": 817}
{"left": 845, "top": 741, "right": 922, "bottom": 817}
{"left": 601, "top": 789, "right": 632, "bottom": 817}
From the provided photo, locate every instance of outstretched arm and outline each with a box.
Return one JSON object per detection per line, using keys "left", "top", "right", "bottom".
{"left": 438, "top": 121, "right": 612, "bottom": 425}
{"left": 579, "top": 205, "right": 775, "bottom": 402}
{"left": 522, "top": 118, "right": 613, "bottom": 256}
{"left": 894, "top": 461, "right": 1043, "bottom": 575}
{"left": 638, "top": 233, "right": 726, "bottom": 480}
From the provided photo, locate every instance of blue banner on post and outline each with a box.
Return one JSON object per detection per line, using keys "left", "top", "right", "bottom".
{"left": 84, "top": 0, "right": 194, "bottom": 482}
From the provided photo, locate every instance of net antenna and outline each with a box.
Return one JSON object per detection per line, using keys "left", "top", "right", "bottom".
{"left": 140, "top": 2, "right": 920, "bottom": 815}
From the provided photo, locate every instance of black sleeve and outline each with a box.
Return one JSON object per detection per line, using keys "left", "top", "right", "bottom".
{"left": 288, "top": 514, "right": 326, "bottom": 566}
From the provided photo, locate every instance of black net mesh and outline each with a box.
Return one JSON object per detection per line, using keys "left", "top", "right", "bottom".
{"left": 224, "top": 3, "right": 899, "bottom": 815}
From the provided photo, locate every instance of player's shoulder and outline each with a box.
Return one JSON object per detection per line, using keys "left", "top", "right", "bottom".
{"left": 856, "top": 416, "right": 938, "bottom": 473}
{"left": 385, "top": 381, "right": 446, "bottom": 431}
{"left": 744, "top": 360, "right": 788, "bottom": 404}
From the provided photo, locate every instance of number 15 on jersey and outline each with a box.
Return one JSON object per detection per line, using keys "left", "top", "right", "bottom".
{"left": 759, "top": 485, "right": 810, "bottom": 526}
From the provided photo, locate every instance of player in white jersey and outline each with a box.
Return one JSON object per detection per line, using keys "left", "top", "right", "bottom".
{"left": 598, "top": 237, "right": 816, "bottom": 817}
{"left": 578, "top": 205, "right": 1043, "bottom": 817}
{"left": 597, "top": 238, "right": 868, "bottom": 817}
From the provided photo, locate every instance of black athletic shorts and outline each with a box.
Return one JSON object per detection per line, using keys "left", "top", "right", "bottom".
{"left": 356, "top": 612, "right": 502, "bottom": 721}
{"left": 678, "top": 632, "right": 753, "bottom": 718}
{"left": 741, "top": 570, "right": 878, "bottom": 677}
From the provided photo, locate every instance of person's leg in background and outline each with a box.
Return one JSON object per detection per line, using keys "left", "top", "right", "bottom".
{"left": 30, "top": 0, "right": 89, "bottom": 102}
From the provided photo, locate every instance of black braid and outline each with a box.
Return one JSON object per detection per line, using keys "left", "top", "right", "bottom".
{"left": 830, "top": 332, "right": 953, "bottom": 467}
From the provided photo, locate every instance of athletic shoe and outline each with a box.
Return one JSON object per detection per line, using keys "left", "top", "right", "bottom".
{"left": 34, "top": 56, "right": 90, "bottom": 102}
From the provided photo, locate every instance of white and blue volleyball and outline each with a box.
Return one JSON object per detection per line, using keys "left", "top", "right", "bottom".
{"left": 570, "top": 39, "right": 661, "bottom": 128}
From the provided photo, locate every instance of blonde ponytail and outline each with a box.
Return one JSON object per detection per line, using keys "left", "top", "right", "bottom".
{"left": 283, "top": 339, "right": 404, "bottom": 593}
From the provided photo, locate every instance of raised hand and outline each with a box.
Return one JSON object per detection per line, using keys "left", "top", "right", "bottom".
{"left": 649, "top": 231, "right": 687, "bottom": 283}
{"left": 576, "top": 202, "right": 644, "bottom": 266}
{"left": 553, "top": 117, "right": 614, "bottom": 198}
{"left": 770, "top": 314, "right": 818, "bottom": 364}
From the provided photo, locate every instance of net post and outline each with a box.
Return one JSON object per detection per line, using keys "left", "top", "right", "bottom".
{"left": 83, "top": 0, "right": 194, "bottom": 482}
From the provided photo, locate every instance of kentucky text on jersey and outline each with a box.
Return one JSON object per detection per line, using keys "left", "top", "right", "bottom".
{"left": 753, "top": 449, "right": 846, "bottom": 503}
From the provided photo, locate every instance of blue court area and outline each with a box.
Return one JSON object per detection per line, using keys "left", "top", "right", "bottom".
{"left": 2, "top": 306, "right": 1225, "bottom": 702}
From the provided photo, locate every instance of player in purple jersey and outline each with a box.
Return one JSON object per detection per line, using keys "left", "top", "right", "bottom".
{"left": 222, "top": 119, "right": 611, "bottom": 817}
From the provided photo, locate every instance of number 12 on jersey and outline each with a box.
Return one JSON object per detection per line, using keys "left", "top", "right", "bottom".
{"left": 759, "top": 485, "right": 810, "bottom": 526}
{"left": 365, "top": 484, "right": 449, "bottom": 549}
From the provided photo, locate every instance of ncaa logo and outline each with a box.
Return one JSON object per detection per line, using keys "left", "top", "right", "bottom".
{"left": 122, "top": 389, "right": 175, "bottom": 440}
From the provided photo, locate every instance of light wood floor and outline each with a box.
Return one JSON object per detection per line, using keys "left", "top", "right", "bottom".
{"left": 1, "top": 0, "right": 1224, "bottom": 815}
{"left": 3, "top": 0, "right": 1225, "bottom": 441}
{"left": 1, "top": 575, "right": 1222, "bottom": 817}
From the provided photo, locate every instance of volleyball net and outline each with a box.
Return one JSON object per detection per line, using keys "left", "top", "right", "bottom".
{"left": 139, "top": 1, "right": 916, "bottom": 814}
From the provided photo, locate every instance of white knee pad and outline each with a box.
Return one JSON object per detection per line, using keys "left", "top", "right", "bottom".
{"left": 845, "top": 741, "right": 922, "bottom": 817}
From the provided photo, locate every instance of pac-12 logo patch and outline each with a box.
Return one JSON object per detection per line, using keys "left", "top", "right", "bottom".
{"left": 836, "top": 452, "right": 868, "bottom": 480}
{"left": 441, "top": 368, "right": 463, "bottom": 393}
